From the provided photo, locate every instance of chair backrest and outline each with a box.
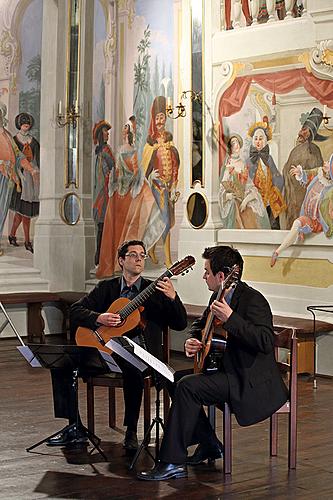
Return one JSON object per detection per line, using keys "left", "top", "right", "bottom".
{"left": 273, "top": 328, "right": 298, "bottom": 406}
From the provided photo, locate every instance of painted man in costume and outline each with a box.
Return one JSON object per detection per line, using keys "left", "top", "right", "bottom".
{"left": 92, "top": 120, "right": 115, "bottom": 266}
{"left": 271, "top": 153, "right": 333, "bottom": 267}
{"left": 142, "top": 96, "right": 180, "bottom": 268}
{"left": 282, "top": 107, "right": 327, "bottom": 229}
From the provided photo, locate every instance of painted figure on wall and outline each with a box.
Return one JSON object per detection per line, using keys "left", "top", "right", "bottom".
{"left": 218, "top": 134, "right": 270, "bottom": 229}
{"left": 246, "top": 118, "right": 286, "bottom": 229}
{"left": 0, "top": 104, "right": 37, "bottom": 256}
{"left": 8, "top": 113, "right": 40, "bottom": 253}
{"left": 142, "top": 96, "right": 180, "bottom": 268}
{"left": 92, "top": 120, "right": 115, "bottom": 266}
{"left": 282, "top": 108, "right": 327, "bottom": 229}
{"left": 271, "top": 153, "right": 333, "bottom": 267}
{"left": 225, "top": 0, "right": 252, "bottom": 29}
{"left": 96, "top": 117, "right": 162, "bottom": 279}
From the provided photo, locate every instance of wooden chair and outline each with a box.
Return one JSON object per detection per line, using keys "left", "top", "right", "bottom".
{"left": 86, "top": 327, "right": 170, "bottom": 437}
{"left": 211, "top": 328, "right": 298, "bottom": 474}
{"left": 86, "top": 372, "right": 153, "bottom": 435}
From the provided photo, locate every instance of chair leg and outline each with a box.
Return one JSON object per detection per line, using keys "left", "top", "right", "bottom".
{"left": 87, "top": 380, "right": 95, "bottom": 434}
{"left": 289, "top": 407, "right": 297, "bottom": 469}
{"left": 143, "top": 377, "right": 151, "bottom": 440}
{"left": 223, "top": 403, "right": 232, "bottom": 475}
{"left": 270, "top": 414, "right": 278, "bottom": 456}
{"left": 108, "top": 387, "right": 116, "bottom": 428}
{"left": 163, "top": 387, "right": 170, "bottom": 423}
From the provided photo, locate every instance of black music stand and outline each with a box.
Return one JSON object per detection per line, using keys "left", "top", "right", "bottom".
{"left": 20, "top": 344, "right": 121, "bottom": 460}
{"left": 106, "top": 336, "right": 174, "bottom": 470}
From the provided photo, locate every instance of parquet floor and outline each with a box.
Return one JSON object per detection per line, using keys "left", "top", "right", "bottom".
{"left": 1, "top": 337, "right": 332, "bottom": 499}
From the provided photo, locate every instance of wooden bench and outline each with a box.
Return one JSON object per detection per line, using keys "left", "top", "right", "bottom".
{"left": 184, "top": 304, "right": 333, "bottom": 376}
{"left": 0, "top": 291, "right": 86, "bottom": 343}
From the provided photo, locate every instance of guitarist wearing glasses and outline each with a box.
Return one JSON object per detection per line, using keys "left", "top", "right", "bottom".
{"left": 138, "top": 245, "right": 288, "bottom": 481}
{"left": 48, "top": 240, "right": 187, "bottom": 450}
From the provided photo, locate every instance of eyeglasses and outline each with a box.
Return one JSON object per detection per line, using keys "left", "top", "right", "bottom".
{"left": 124, "top": 252, "right": 148, "bottom": 260}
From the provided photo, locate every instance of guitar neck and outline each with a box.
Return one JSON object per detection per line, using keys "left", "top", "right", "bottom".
{"left": 119, "top": 270, "right": 172, "bottom": 320}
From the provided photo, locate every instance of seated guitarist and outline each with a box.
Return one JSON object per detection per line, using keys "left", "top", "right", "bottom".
{"left": 48, "top": 239, "right": 187, "bottom": 450}
{"left": 138, "top": 245, "right": 288, "bottom": 481}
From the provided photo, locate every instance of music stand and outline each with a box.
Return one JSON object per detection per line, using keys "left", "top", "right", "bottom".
{"left": 20, "top": 344, "right": 121, "bottom": 460}
{"left": 106, "top": 336, "right": 174, "bottom": 470}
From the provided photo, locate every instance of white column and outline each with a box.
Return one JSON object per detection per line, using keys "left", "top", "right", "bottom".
{"left": 35, "top": 0, "right": 95, "bottom": 291}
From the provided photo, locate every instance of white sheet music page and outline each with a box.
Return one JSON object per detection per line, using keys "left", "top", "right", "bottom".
{"left": 123, "top": 336, "right": 175, "bottom": 382}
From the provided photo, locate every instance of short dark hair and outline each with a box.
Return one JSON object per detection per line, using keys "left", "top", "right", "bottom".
{"left": 117, "top": 240, "right": 146, "bottom": 260}
{"left": 202, "top": 245, "right": 243, "bottom": 279}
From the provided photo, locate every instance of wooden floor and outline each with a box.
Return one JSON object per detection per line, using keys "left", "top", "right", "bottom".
{"left": 1, "top": 337, "right": 333, "bottom": 500}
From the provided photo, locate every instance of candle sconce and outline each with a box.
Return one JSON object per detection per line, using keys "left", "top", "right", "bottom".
{"left": 166, "top": 90, "right": 202, "bottom": 120}
{"left": 56, "top": 102, "right": 80, "bottom": 129}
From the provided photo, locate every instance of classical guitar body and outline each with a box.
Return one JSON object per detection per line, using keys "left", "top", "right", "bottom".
{"left": 194, "top": 337, "right": 212, "bottom": 373}
{"left": 75, "top": 297, "right": 141, "bottom": 352}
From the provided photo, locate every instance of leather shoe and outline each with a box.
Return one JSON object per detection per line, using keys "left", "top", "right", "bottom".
{"left": 123, "top": 430, "right": 138, "bottom": 451}
{"left": 137, "top": 462, "right": 188, "bottom": 481}
{"left": 46, "top": 426, "right": 88, "bottom": 447}
{"left": 186, "top": 442, "right": 224, "bottom": 465}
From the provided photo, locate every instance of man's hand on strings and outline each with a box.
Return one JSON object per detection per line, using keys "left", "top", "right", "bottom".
{"left": 211, "top": 298, "right": 233, "bottom": 324}
{"left": 97, "top": 312, "right": 121, "bottom": 327}
{"left": 185, "top": 338, "right": 203, "bottom": 357}
{"left": 156, "top": 277, "right": 176, "bottom": 300}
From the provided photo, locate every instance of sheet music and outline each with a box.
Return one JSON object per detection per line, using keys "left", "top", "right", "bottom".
{"left": 106, "top": 338, "right": 148, "bottom": 372}
{"left": 17, "top": 346, "right": 42, "bottom": 367}
{"left": 99, "top": 350, "right": 122, "bottom": 373}
{"left": 123, "top": 336, "right": 175, "bottom": 382}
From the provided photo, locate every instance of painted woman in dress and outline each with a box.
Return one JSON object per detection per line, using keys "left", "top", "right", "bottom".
{"left": 219, "top": 134, "right": 270, "bottom": 229}
{"left": 246, "top": 118, "right": 286, "bottom": 229}
{"left": 96, "top": 117, "right": 160, "bottom": 278}
{"left": 8, "top": 113, "right": 40, "bottom": 253}
{"left": 271, "top": 153, "right": 333, "bottom": 267}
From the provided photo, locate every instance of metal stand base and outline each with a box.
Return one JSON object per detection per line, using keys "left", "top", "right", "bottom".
{"left": 129, "top": 388, "right": 165, "bottom": 470}
{"left": 26, "top": 422, "right": 107, "bottom": 460}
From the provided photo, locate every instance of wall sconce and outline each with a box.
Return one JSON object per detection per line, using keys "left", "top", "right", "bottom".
{"left": 322, "top": 105, "right": 332, "bottom": 131}
{"left": 56, "top": 100, "right": 80, "bottom": 129}
{"left": 166, "top": 91, "right": 202, "bottom": 119}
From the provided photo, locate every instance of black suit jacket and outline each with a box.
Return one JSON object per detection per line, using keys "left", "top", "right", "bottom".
{"left": 189, "top": 281, "right": 288, "bottom": 426}
{"left": 71, "top": 276, "right": 187, "bottom": 359}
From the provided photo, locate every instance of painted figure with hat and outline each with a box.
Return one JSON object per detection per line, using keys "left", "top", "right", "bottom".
{"left": 246, "top": 117, "right": 286, "bottom": 229}
{"left": 142, "top": 95, "right": 180, "bottom": 268}
{"left": 219, "top": 133, "right": 270, "bottom": 229}
{"left": 96, "top": 116, "right": 159, "bottom": 278}
{"left": 271, "top": 153, "right": 333, "bottom": 267}
{"left": 8, "top": 112, "right": 40, "bottom": 253}
{"left": 92, "top": 120, "right": 115, "bottom": 266}
{"left": 0, "top": 106, "right": 37, "bottom": 256}
{"left": 282, "top": 107, "right": 327, "bottom": 229}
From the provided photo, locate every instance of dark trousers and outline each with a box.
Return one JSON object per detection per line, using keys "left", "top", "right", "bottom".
{"left": 159, "top": 370, "right": 230, "bottom": 464}
{"left": 50, "top": 359, "right": 145, "bottom": 432}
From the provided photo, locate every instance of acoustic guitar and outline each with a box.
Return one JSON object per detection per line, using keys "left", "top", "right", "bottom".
{"left": 194, "top": 264, "right": 240, "bottom": 373}
{"left": 75, "top": 255, "right": 195, "bottom": 353}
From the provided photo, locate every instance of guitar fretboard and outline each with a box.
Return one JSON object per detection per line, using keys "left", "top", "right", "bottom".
{"left": 119, "top": 269, "right": 172, "bottom": 320}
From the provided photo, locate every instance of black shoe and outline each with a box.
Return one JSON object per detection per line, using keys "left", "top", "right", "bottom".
{"left": 46, "top": 426, "right": 88, "bottom": 447}
{"left": 8, "top": 235, "right": 19, "bottom": 247}
{"left": 137, "top": 462, "right": 188, "bottom": 481}
{"left": 24, "top": 241, "right": 34, "bottom": 253}
{"left": 186, "top": 442, "right": 224, "bottom": 465}
{"left": 123, "top": 430, "right": 138, "bottom": 451}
